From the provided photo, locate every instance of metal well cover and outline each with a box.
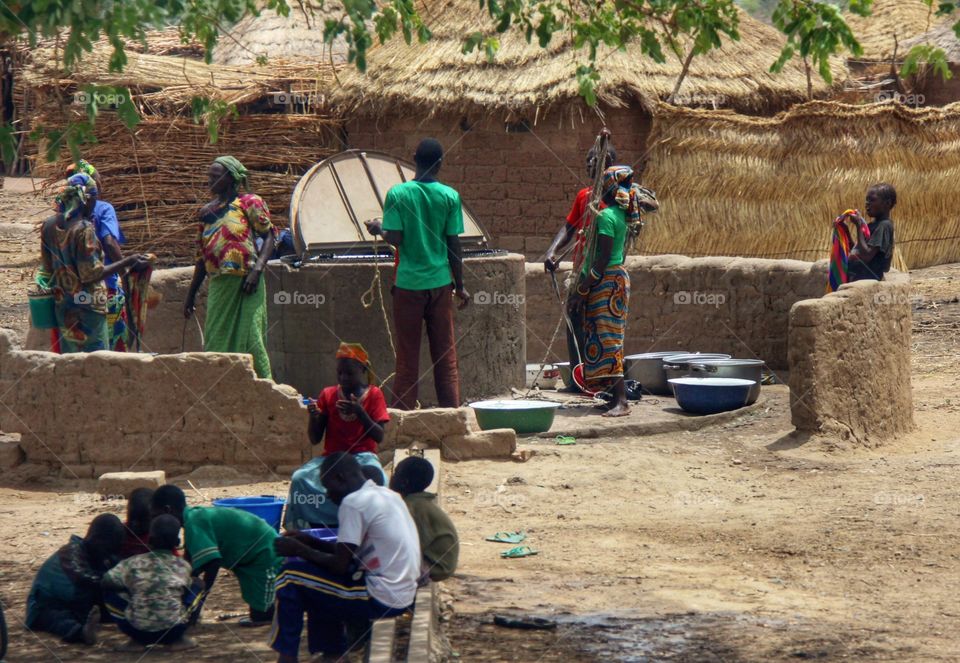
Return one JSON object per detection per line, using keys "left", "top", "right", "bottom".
{"left": 290, "top": 149, "right": 488, "bottom": 255}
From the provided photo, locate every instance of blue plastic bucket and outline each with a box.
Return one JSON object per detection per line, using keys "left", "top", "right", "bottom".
{"left": 212, "top": 495, "right": 286, "bottom": 532}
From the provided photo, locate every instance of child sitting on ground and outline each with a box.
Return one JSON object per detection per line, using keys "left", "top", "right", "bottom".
{"left": 26, "top": 513, "right": 125, "bottom": 645}
{"left": 151, "top": 484, "right": 280, "bottom": 627}
{"left": 119, "top": 487, "right": 153, "bottom": 559}
{"left": 390, "top": 456, "right": 459, "bottom": 583}
{"left": 284, "top": 342, "right": 390, "bottom": 529}
{"left": 103, "top": 514, "right": 203, "bottom": 652}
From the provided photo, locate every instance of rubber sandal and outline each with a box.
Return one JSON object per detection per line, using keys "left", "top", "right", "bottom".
{"left": 555, "top": 436, "right": 576, "bottom": 445}
{"left": 485, "top": 531, "right": 526, "bottom": 544}
{"left": 500, "top": 545, "right": 538, "bottom": 558}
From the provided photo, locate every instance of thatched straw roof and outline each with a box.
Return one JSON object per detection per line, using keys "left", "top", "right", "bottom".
{"left": 22, "top": 43, "right": 336, "bottom": 112}
{"left": 844, "top": 0, "right": 941, "bottom": 62}
{"left": 902, "top": 19, "right": 960, "bottom": 63}
{"left": 331, "top": 0, "right": 844, "bottom": 118}
{"left": 641, "top": 100, "right": 960, "bottom": 270}
{"left": 213, "top": 5, "right": 351, "bottom": 66}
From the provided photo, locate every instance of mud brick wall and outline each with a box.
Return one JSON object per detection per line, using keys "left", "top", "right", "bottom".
{"left": 788, "top": 273, "right": 914, "bottom": 444}
{"left": 0, "top": 330, "right": 309, "bottom": 477}
{"left": 93, "top": 254, "right": 527, "bottom": 405}
{"left": 342, "top": 106, "right": 652, "bottom": 258}
{"left": 525, "top": 255, "right": 829, "bottom": 370}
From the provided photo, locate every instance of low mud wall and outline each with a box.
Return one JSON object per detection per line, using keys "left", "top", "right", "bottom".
{"left": 0, "top": 330, "right": 308, "bottom": 478}
{"left": 788, "top": 273, "right": 914, "bottom": 444}
{"left": 525, "top": 255, "right": 827, "bottom": 369}
{"left": 27, "top": 254, "right": 527, "bottom": 406}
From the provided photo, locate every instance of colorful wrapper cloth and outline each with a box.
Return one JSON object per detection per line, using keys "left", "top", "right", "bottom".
{"left": 827, "top": 209, "right": 872, "bottom": 293}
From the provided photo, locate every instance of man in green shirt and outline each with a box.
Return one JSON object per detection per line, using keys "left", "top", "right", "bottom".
{"left": 151, "top": 484, "right": 280, "bottom": 627}
{"left": 365, "top": 138, "right": 470, "bottom": 409}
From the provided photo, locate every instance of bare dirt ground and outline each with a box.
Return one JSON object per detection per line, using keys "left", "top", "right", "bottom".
{"left": 0, "top": 181, "right": 959, "bottom": 661}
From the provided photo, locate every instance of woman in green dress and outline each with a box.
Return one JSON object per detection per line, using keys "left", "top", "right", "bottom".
{"left": 184, "top": 157, "right": 276, "bottom": 379}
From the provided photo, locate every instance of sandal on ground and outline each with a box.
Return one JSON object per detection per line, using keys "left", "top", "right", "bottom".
{"left": 500, "top": 545, "right": 538, "bottom": 558}
{"left": 485, "top": 531, "right": 526, "bottom": 544}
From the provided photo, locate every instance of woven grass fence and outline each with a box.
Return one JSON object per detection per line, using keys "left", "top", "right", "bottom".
{"left": 32, "top": 113, "right": 343, "bottom": 263}
{"left": 640, "top": 100, "right": 960, "bottom": 270}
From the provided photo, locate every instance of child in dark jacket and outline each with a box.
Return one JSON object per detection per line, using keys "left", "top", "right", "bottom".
{"left": 390, "top": 456, "right": 459, "bottom": 582}
{"left": 118, "top": 487, "right": 154, "bottom": 559}
{"left": 26, "top": 513, "right": 125, "bottom": 645}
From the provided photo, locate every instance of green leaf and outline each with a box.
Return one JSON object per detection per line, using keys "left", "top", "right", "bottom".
{"left": 0, "top": 124, "right": 17, "bottom": 166}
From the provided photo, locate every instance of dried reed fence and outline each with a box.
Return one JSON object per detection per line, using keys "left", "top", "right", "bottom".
{"left": 30, "top": 113, "right": 343, "bottom": 263}
{"left": 640, "top": 100, "right": 960, "bottom": 270}
{"left": 20, "top": 40, "right": 344, "bottom": 263}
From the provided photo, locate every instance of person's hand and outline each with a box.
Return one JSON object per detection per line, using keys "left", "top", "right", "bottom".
{"left": 337, "top": 393, "right": 364, "bottom": 418}
{"left": 130, "top": 254, "right": 152, "bottom": 273}
{"left": 306, "top": 399, "right": 319, "bottom": 417}
{"left": 455, "top": 287, "right": 471, "bottom": 310}
{"left": 364, "top": 219, "right": 383, "bottom": 236}
{"left": 544, "top": 255, "right": 559, "bottom": 273}
{"left": 183, "top": 294, "right": 196, "bottom": 319}
{"left": 241, "top": 268, "right": 261, "bottom": 295}
{"left": 274, "top": 536, "right": 309, "bottom": 558}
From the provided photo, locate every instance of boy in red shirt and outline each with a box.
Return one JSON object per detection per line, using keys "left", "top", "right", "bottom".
{"left": 283, "top": 343, "right": 390, "bottom": 529}
{"left": 544, "top": 144, "right": 616, "bottom": 388}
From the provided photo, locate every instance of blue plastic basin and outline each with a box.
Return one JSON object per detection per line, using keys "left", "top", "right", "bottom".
{"left": 668, "top": 377, "right": 755, "bottom": 415}
{"left": 303, "top": 527, "right": 338, "bottom": 542}
{"left": 212, "top": 495, "right": 286, "bottom": 532}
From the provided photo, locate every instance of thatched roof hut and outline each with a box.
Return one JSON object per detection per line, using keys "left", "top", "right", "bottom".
{"left": 331, "top": 0, "right": 844, "bottom": 118}
{"left": 844, "top": 0, "right": 941, "bottom": 62}
{"left": 212, "top": 4, "right": 350, "bottom": 65}
{"left": 641, "top": 100, "right": 960, "bottom": 270}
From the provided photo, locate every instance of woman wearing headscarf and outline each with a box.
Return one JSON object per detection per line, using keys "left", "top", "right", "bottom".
{"left": 66, "top": 159, "right": 129, "bottom": 350}
{"left": 39, "top": 173, "right": 149, "bottom": 353}
{"left": 183, "top": 157, "right": 276, "bottom": 378}
{"left": 284, "top": 343, "right": 390, "bottom": 530}
{"left": 568, "top": 165, "right": 658, "bottom": 417}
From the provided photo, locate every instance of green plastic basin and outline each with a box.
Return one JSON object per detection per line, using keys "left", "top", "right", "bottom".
{"left": 469, "top": 399, "right": 562, "bottom": 435}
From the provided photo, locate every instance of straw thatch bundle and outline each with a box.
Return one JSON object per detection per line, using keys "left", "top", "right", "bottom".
{"left": 902, "top": 19, "right": 960, "bottom": 63}
{"left": 845, "top": 0, "right": 942, "bottom": 62}
{"left": 213, "top": 4, "right": 351, "bottom": 66}
{"left": 331, "top": 0, "right": 845, "bottom": 118}
{"left": 639, "top": 100, "right": 960, "bottom": 270}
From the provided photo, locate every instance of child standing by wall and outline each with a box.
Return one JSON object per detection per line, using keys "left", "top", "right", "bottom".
{"left": 26, "top": 514, "right": 125, "bottom": 645}
{"left": 848, "top": 183, "right": 897, "bottom": 282}
{"left": 390, "top": 456, "right": 460, "bottom": 583}
{"left": 284, "top": 342, "right": 390, "bottom": 529}
{"left": 103, "top": 515, "right": 203, "bottom": 651}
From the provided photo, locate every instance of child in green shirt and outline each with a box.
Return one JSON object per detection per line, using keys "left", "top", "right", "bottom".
{"left": 151, "top": 484, "right": 280, "bottom": 627}
{"left": 390, "top": 456, "right": 459, "bottom": 582}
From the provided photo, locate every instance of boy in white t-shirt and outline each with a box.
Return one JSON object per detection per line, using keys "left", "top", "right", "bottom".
{"left": 271, "top": 452, "right": 421, "bottom": 662}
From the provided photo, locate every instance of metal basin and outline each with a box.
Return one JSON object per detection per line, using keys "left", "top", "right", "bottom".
{"left": 662, "top": 353, "right": 732, "bottom": 384}
{"left": 624, "top": 351, "right": 688, "bottom": 395}
{"left": 689, "top": 359, "right": 765, "bottom": 405}
{"left": 669, "top": 377, "right": 754, "bottom": 415}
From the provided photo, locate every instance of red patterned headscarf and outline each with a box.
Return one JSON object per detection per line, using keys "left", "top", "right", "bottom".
{"left": 336, "top": 342, "right": 375, "bottom": 382}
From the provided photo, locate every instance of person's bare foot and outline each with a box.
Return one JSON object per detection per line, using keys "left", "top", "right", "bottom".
{"left": 602, "top": 402, "right": 630, "bottom": 417}
{"left": 166, "top": 635, "right": 198, "bottom": 651}
{"left": 114, "top": 638, "right": 145, "bottom": 652}
{"left": 82, "top": 606, "right": 100, "bottom": 645}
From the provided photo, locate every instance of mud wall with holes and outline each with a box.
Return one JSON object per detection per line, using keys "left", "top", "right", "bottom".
{"left": 0, "top": 329, "right": 309, "bottom": 478}
{"left": 342, "top": 106, "right": 653, "bottom": 259}
{"left": 26, "top": 255, "right": 527, "bottom": 405}
{"left": 788, "top": 273, "right": 914, "bottom": 444}
{"left": 525, "top": 255, "right": 829, "bottom": 370}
